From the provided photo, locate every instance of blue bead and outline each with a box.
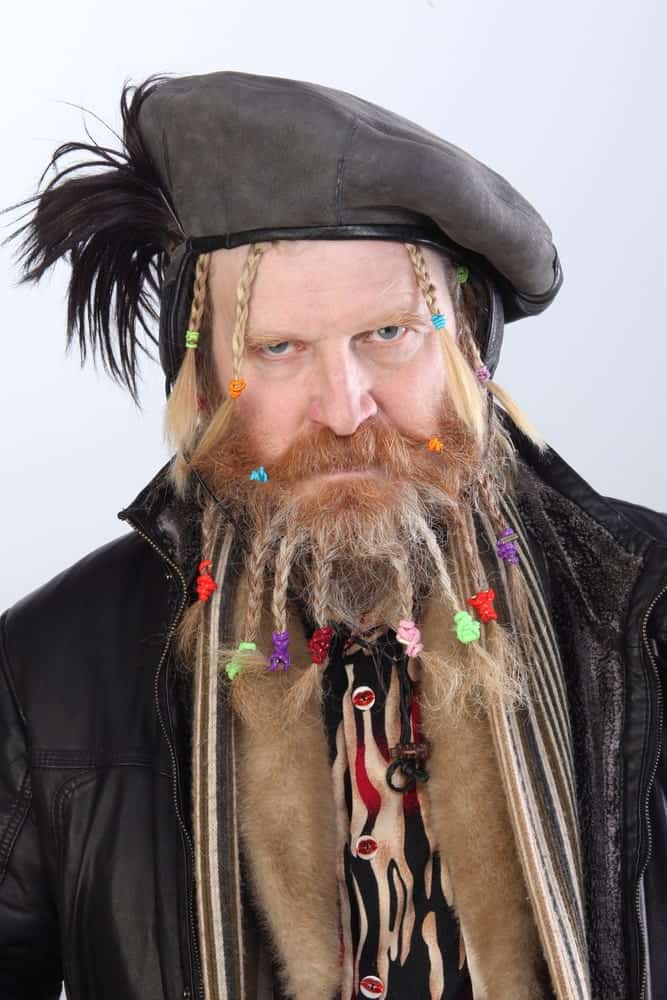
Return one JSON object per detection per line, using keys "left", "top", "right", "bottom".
{"left": 250, "top": 465, "right": 269, "bottom": 482}
{"left": 431, "top": 312, "right": 446, "bottom": 330}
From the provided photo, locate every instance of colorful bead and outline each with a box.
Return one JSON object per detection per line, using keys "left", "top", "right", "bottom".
{"left": 249, "top": 466, "right": 269, "bottom": 482}
{"left": 268, "top": 630, "right": 291, "bottom": 671}
{"left": 427, "top": 436, "right": 444, "bottom": 453}
{"left": 457, "top": 265, "right": 470, "bottom": 284}
{"left": 466, "top": 588, "right": 497, "bottom": 623}
{"left": 196, "top": 559, "right": 217, "bottom": 602}
{"left": 396, "top": 619, "right": 424, "bottom": 657}
{"left": 185, "top": 329, "right": 200, "bottom": 349}
{"left": 497, "top": 527, "right": 520, "bottom": 565}
{"left": 454, "top": 610, "right": 481, "bottom": 644}
{"left": 225, "top": 640, "right": 257, "bottom": 680}
{"left": 308, "top": 625, "right": 334, "bottom": 665}
{"left": 229, "top": 377, "right": 246, "bottom": 398}
{"left": 431, "top": 312, "right": 446, "bottom": 330}
{"left": 475, "top": 365, "right": 491, "bottom": 382}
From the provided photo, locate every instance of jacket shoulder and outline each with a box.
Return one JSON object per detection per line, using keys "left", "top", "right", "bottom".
{"left": 601, "top": 495, "right": 667, "bottom": 545}
{"left": 0, "top": 532, "right": 173, "bottom": 737}
{"left": 2, "top": 530, "right": 162, "bottom": 645}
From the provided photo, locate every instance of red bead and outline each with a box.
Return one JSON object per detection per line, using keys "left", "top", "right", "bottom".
{"left": 352, "top": 686, "right": 375, "bottom": 710}
{"left": 360, "top": 975, "right": 385, "bottom": 997}
{"left": 196, "top": 562, "right": 218, "bottom": 603}
{"left": 307, "top": 625, "right": 334, "bottom": 664}
{"left": 355, "top": 835, "right": 378, "bottom": 859}
{"left": 466, "top": 587, "right": 497, "bottom": 623}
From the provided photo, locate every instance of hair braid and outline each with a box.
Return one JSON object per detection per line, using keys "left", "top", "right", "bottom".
{"left": 311, "top": 547, "right": 333, "bottom": 628}
{"left": 231, "top": 243, "right": 265, "bottom": 378}
{"left": 389, "top": 553, "right": 414, "bottom": 623}
{"left": 412, "top": 512, "right": 459, "bottom": 611}
{"left": 164, "top": 251, "right": 211, "bottom": 486}
{"left": 404, "top": 242, "right": 439, "bottom": 314}
{"left": 182, "top": 243, "right": 269, "bottom": 486}
{"left": 242, "top": 523, "right": 277, "bottom": 643}
{"left": 271, "top": 530, "right": 302, "bottom": 634}
{"left": 189, "top": 252, "right": 210, "bottom": 330}
{"left": 404, "top": 242, "right": 487, "bottom": 449}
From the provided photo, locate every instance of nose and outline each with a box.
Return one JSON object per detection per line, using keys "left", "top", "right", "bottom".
{"left": 307, "top": 341, "right": 378, "bottom": 436}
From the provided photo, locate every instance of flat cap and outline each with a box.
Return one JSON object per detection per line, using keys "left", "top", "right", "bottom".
{"left": 136, "top": 71, "right": 562, "bottom": 387}
{"left": 140, "top": 70, "right": 559, "bottom": 297}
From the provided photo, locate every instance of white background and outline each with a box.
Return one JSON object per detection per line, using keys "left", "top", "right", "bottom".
{"left": 1, "top": 0, "right": 665, "bottom": 616}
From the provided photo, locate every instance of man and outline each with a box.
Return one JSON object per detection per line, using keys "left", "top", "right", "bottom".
{"left": 1, "top": 70, "right": 665, "bottom": 1000}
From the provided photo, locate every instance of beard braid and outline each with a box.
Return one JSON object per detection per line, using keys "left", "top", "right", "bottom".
{"left": 178, "top": 399, "right": 533, "bottom": 720}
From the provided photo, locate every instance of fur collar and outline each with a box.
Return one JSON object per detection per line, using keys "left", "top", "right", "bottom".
{"left": 229, "top": 567, "right": 547, "bottom": 999}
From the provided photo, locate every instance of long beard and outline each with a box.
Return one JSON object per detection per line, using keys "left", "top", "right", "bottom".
{"left": 194, "top": 405, "right": 483, "bottom": 631}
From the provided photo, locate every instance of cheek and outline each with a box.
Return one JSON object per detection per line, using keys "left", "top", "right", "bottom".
{"left": 376, "top": 337, "right": 445, "bottom": 434}
{"left": 236, "top": 381, "right": 304, "bottom": 462}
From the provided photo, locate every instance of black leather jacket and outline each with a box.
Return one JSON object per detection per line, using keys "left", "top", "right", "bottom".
{"left": 1, "top": 430, "right": 666, "bottom": 1000}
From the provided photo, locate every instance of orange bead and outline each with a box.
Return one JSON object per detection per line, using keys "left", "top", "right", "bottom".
{"left": 428, "top": 436, "right": 444, "bottom": 453}
{"left": 229, "top": 378, "right": 246, "bottom": 398}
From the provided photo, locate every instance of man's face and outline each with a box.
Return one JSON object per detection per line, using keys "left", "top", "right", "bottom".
{"left": 209, "top": 239, "right": 453, "bottom": 468}
{"left": 203, "top": 239, "right": 472, "bottom": 630}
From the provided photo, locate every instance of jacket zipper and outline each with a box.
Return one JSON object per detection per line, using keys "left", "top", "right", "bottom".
{"left": 118, "top": 513, "right": 205, "bottom": 1000}
{"left": 636, "top": 582, "right": 666, "bottom": 1000}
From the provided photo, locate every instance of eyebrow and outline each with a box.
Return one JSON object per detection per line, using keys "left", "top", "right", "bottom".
{"left": 245, "top": 309, "right": 429, "bottom": 346}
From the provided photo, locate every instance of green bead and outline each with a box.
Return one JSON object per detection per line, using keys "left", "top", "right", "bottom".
{"left": 225, "top": 641, "right": 257, "bottom": 680}
{"left": 456, "top": 265, "right": 470, "bottom": 284}
{"left": 185, "top": 329, "right": 200, "bottom": 349}
{"left": 225, "top": 660, "right": 242, "bottom": 680}
{"left": 454, "top": 610, "right": 480, "bottom": 644}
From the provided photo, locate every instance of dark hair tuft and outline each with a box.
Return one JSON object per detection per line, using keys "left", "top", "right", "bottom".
{"left": 4, "top": 75, "right": 183, "bottom": 403}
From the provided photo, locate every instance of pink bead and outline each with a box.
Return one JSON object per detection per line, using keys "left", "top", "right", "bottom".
{"left": 396, "top": 619, "right": 423, "bottom": 657}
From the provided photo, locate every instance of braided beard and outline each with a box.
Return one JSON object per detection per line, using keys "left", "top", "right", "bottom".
{"left": 195, "top": 407, "right": 483, "bottom": 631}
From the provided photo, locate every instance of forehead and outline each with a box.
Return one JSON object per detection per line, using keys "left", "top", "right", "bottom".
{"left": 208, "top": 239, "right": 447, "bottom": 333}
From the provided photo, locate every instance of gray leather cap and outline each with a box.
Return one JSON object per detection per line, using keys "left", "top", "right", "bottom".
{"left": 137, "top": 71, "right": 562, "bottom": 389}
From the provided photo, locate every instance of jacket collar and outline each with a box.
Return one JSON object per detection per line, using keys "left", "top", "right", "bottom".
{"left": 117, "top": 458, "right": 207, "bottom": 589}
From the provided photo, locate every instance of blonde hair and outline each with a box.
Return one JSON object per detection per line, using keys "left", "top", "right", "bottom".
{"left": 163, "top": 242, "right": 266, "bottom": 493}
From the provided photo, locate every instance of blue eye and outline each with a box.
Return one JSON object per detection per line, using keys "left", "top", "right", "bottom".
{"left": 264, "top": 342, "right": 292, "bottom": 356}
{"left": 374, "top": 325, "right": 402, "bottom": 341}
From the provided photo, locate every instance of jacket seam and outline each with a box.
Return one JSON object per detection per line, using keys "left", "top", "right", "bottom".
{"left": 0, "top": 609, "right": 34, "bottom": 881}
{"left": 31, "top": 749, "right": 169, "bottom": 771}
{"left": 0, "top": 768, "right": 32, "bottom": 882}
{"left": 0, "top": 608, "right": 29, "bottom": 727}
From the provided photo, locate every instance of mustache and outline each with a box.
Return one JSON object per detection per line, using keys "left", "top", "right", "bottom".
{"left": 268, "top": 415, "right": 425, "bottom": 483}
{"left": 197, "top": 403, "right": 482, "bottom": 509}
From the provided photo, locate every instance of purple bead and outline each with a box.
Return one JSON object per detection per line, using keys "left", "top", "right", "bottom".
{"left": 475, "top": 365, "right": 491, "bottom": 382}
{"left": 496, "top": 527, "right": 519, "bottom": 565}
{"left": 267, "top": 629, "right": 291, "bottom": 671}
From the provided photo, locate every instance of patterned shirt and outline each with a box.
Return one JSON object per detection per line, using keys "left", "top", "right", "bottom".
{"left": 321, "top": 625, "right": 473, "bottom": 1000}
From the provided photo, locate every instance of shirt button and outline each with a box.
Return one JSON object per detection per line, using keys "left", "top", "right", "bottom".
{"left": 352, "top": 685, "right": 375, "bottom": 710}
{"left": 360, "top": 974, "right": 385, "bottom": 997}
{"left": 355, "top": 835, "right": 378, "bottom": 859}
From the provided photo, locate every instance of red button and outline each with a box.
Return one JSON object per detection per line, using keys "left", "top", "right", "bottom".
{"left": 355, "top": 835, "right": 378, "bottom": 859}
{"left": 360, "top": 975, "right": 385, "bottom": 997}
{"left": 352, "top": 686, "right": 375, "bottom": 710}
